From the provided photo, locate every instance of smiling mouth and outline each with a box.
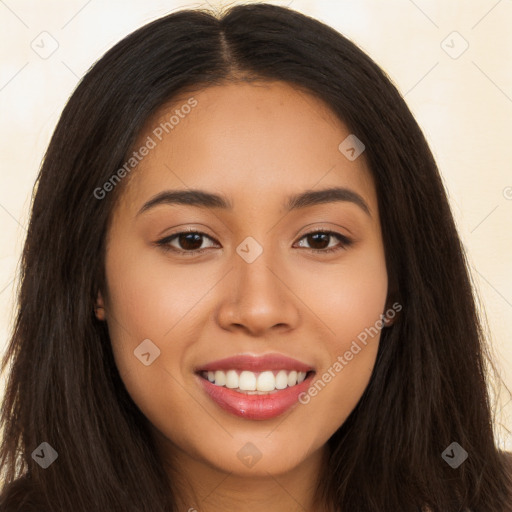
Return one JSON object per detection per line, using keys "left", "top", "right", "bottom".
{"left": 198, "top": 369, "right": 315, "bottom": 394}
{"left": 195, "top": 353, "right": 316, "bottom": 419}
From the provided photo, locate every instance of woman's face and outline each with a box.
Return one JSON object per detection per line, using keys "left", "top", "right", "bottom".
{"left": 97, "top": 80, "right": 389, "bottom": 477}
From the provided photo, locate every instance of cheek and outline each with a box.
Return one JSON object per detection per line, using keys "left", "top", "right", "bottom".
{"left": 103, "top": 241, "right": 206, "bottom": 346}
{"left": 101, "top": 240, "right": 223, "bottom": 422}
{"left": 295, "top": 243, "right": 388, "bottom": 348}
{"left": 101, "top": 247, "right": 197, "bottom": 432}
{"left": 327, "top": 265, "right": 387, "bottom": 346}
{"left": 292, "top": 245, "right": 387, "bottom": 423}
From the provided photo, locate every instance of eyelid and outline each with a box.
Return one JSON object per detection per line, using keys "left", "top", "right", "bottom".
{"left": 294, "top": 227, "right": 353, "bottom": 253}
{"left": 156, "top": 228, "right": 218, "bottom": 254}
{"left": 156, "top": 226, "right": 353, "bottom": 255}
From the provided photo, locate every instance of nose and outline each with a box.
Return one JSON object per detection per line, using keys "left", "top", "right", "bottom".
{"left": 215, "top": 249, "right": 301, "bottom": 337}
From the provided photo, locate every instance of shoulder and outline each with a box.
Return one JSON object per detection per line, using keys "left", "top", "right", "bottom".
{"left": 0, "top": 475, "right": 47, "bottom": 512}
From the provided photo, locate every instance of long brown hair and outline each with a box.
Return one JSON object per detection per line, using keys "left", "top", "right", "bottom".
{"left": 1, "top": 3, "right": 511, "bottom": 511}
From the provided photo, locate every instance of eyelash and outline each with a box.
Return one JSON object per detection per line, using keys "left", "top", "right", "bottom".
{"left": 155, "top": 228, "right": 353, "bottom": 256}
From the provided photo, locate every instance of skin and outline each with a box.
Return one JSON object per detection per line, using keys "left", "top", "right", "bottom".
{"left": 95, "top": 80, "right": 391, "bottom": 512}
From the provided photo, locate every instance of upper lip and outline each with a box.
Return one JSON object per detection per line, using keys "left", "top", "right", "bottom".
{"left": 195, "top": 353, "right": 315, "bottom": 373}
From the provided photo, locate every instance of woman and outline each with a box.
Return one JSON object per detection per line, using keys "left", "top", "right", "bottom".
{"left": 1, "top": 3, "right": 510, "bottom": 511}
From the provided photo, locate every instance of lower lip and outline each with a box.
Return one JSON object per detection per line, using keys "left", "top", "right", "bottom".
{"left": 196, "top": 372, "right": 315, "bottom": 420}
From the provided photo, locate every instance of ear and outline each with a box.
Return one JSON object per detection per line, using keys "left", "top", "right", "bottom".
{"left": 94, "top": 290, "right": 106, "bottom": 321}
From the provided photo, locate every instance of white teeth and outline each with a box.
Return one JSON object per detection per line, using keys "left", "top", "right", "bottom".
{"left": 275, "top": 370, "right": 288, "bottom": 390}
{"left": 225, "top": 370, "right": 238, "bottom": 389}
{"left": 214, "top": 370, "right": 226, "bottom": 386}
{"left": 257, "top": 371, "right": 276, "bottom": 392}
{"left": 239, "top": 371, "right": 256, "bottom": 391}
{"left": 202, "top": 369, "right": 311, "bottom": 392}
{"left": 287, "top": 370, "right": 297, "bottom": 387}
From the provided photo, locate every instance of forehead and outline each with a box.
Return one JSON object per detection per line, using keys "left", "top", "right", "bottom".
{"left": 117, "top": 80, "right": 377, "bottom": 216}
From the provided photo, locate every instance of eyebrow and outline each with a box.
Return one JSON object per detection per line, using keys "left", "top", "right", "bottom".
{"left": 136, "top": 186, "right": 371, "bottom": 217}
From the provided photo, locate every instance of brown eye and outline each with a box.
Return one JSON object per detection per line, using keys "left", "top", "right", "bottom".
{"left": 156, "top": 231, "right": 218, "bottom": 255}
{"left": 295, "top": 230, "right": 353, "bottom": 254}
{"left": 156, "top": 229, "right": 353, "bottom": 257}
{"left": 175, "top": 232, "right": 205, "bottom": 251}
{"left": 305, "top": 232, "right": 330, "bottom": 250}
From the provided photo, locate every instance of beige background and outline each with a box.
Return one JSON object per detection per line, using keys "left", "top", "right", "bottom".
{"left": 1, "top": 0, "right": 511, "bottom": 446}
